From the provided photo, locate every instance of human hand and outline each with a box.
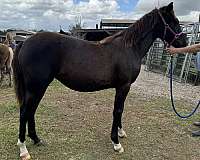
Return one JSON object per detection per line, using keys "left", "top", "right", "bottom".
{"left": 166, "top": 46, "right": 179, "bottom": 55}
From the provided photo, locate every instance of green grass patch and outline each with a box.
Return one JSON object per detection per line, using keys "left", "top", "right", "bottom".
{"left": 0, "top": 81, "right": 200, "bottom": 159}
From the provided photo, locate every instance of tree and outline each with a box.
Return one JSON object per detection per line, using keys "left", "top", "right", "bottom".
{"left": 0, "top": 30, "right": 5, "bottom": 35}
{"left": 0, "top": 30, "right": 9, "bottom": 35}
{"left": 68, "top": 16, "right": 86, "bottom": 35}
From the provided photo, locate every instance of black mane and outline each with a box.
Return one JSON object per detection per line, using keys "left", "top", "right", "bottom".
{"left": 100, "top": 9, "right": 158, "bottom": 47}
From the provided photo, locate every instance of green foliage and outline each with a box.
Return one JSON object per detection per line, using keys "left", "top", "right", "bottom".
{"left": 0, "top": 30, "right": 7, "bottom": 35}
{"left": 0, "top": 81, "right": 200, "bottom": 159}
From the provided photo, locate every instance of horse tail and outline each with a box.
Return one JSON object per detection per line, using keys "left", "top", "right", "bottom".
{"left": 13, "top": 42, "right": 24, "bottom": 105}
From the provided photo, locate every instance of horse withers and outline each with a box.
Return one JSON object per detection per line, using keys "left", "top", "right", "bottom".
{"left": 0, "top": 43, "right": 14, "bottom": 87}
{"left": 13, "top": 2, "right": 187, "bottom": 159}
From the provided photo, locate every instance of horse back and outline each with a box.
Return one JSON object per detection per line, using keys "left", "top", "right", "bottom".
{"left": 18, "top": 32, "right": 136, "bottom": 91}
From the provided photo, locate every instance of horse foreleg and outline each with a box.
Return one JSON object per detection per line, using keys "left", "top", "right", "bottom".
{"left": 118, "top": 127, "right": 127, "bottom": 138}
{"left": 111, "top": 84, "right": 130, "bottom": 153}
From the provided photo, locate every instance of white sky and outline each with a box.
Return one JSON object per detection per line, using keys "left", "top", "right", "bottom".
{"left": 0, "top": 0, "right": 199, "bottom": 31}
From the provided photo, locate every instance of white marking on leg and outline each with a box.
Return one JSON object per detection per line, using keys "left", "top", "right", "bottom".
{"left": 17, "top": 139, "right": 31, "bottom": 159}
{"left": 118, "top": 128, "right": 127, "bottom": 138}
{"left": 112, "top": 142, "right": 124, "bottom": 153}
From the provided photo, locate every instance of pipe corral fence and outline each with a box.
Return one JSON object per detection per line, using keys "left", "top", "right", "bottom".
{"left": 0, "top": 30, "right": 35, "bottom": 44}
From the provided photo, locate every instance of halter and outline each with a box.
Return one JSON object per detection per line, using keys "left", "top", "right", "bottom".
{"left": 157, "top": 9, "right": 183, "bottom": 47}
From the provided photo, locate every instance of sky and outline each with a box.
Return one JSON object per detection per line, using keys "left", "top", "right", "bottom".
{"left": 0, "top": 0, "right": 200, "bottom": 31}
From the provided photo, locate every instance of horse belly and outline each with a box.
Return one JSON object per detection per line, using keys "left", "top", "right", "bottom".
{"left": 56, "top": 69, "right": 114, "bottom": 92}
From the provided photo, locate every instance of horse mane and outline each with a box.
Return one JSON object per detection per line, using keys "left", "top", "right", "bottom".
{"left": 100, "top": 9, "right": 158, "bottom": 47}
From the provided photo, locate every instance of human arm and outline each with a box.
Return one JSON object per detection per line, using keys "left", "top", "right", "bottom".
{"left": 166, "top": 43, "right": 200, "bottom": 55}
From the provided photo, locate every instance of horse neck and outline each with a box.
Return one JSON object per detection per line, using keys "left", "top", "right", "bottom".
{"left": 136, "top": 31, "right": 157, "bottom": 59}
{"left": 126, "top": 9, "right": 159, "bottom": 59}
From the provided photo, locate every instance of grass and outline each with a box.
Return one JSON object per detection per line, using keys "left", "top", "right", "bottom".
{"left": 0, "top": 80, "right": 200, "bottom": 160}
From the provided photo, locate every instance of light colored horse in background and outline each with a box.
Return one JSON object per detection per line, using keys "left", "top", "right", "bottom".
{"left": 0, "top": 43, "right": 14, "bottom": 87}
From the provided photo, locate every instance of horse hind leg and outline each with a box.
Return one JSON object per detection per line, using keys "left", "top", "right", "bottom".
{"left": 17, "top": 92, "right": 32, "bottom": 160}
{"left": 0, "top": 65, "right": 6, "bottom": 85}
{"left": 6, "top": 48, "right": 13, "bottom": 87}
{"left": 6, "top": 66, "right": 12, "bottom": 87}
{"left": 9, "top": 69, "right": 12, "bottom": 87}
{"left": 18, "top": 83, "right": 50, "bottom": 160}
{"left": 0, "top": 68, "right": 3, "bottom": 85}
{"left": 27, "top": 88, "right": 47, "bottom": 145}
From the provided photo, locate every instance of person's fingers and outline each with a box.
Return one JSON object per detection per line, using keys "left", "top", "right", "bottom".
{"left": 165, "top": 48, "right": 171, "bottom": 52}
{"left": 166, "top": 48, "right": 176, "bottom": 55}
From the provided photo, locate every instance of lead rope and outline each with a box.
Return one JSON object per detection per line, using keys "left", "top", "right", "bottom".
{"left": 157, "top": 8, "right": 200, "bottom": 118}
{"left": 169, "top": 56, "right": 200, "bottom": 118}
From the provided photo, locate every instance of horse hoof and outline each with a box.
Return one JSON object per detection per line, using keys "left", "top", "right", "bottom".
{"left": 113, "top": 142, "right": 124, "bottom": 153}
{"left": 20, "top": 153, "right": 31, "bottom": 160}
{"left": 118, "top": 128, "right": 127, "bottom": 138}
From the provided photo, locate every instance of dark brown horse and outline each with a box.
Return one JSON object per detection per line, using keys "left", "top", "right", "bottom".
{"left": 14, "top": 3, "right": 187, "bottom": 159}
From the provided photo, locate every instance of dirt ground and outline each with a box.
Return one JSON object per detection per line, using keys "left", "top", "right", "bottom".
{"left": 0, "top": 69, "right": 200, "bottom": 160}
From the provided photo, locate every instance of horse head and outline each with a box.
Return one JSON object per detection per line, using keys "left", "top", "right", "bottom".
{"left": 155, "top": 2, "right": 187, "bottom": 47}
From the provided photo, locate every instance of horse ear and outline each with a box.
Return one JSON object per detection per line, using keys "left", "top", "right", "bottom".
{"left": 166, "top": 2, "right": 173, "bottom": 12}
